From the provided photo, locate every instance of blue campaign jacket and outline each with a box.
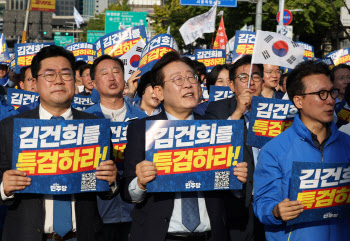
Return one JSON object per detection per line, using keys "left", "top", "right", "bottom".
{"left": 85, "top": 100, "right": 147, "bottom": 223}
{"left": 253, "top": 114, "right": 350, "bottom": 241}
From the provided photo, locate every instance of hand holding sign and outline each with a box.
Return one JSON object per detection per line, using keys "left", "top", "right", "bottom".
{"left": 233, "top": 162, "right": 247, "bottom": 184}
{"left": 136, "top": 160, "right": 157, "bottom": 190}
{"left": 3, "top": 169, "right": 31, "bottom": 197}
{"left": 95, "top": 160, "right": 117, "bottom": 186}
{"left": 272, "top": 198, "right": 304, "bottom": 221}
{"left": 231, "top": 88, "right": 254, "bottom": 120}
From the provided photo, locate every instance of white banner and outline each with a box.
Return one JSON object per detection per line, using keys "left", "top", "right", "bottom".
{"left": 252, "top": 30, "right": 304, "bottom": 69}
{"left": 179, "top": 1, "right": 217, "bottom": 45}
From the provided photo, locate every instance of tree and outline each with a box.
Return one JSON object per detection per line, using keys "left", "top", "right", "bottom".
{"left": 152, "top": 0, "right": 345, "bottom": 57}
{"left": 80, "top": 0, "right": 131, "bottom": 42}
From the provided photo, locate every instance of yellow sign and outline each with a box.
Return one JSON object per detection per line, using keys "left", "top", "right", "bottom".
{"left": 31, "top": 0, "right": 56, "bottom": 12}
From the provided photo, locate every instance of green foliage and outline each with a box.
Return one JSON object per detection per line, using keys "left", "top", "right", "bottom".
{"left": 152, "top": 0, "right": 345, "bottom": 55}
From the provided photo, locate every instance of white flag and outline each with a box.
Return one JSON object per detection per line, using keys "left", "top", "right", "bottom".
{"left": 74, "top": 7, "right": 84, "bottom": 28}
{"left": 119, "top": 39, "right": 146, "bottom": 81}
{"left": 251, "top": 30, "right": 304, "bottom": 69}
{"left": 179, "top": 1, "right": 217, "bottom": 45}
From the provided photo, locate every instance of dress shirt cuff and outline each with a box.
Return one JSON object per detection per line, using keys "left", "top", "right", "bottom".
{"left": 128, "top": 177, "right": 147, "bottom": 203}
{"left": 1, "top": 182, "right": 14, "bottom": 200}
{"left": 227, "top": 116, "right": 232, "bottom": 120}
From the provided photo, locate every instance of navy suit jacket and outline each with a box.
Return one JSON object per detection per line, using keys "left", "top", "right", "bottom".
{"left": 0, "top": 107, "right": 116, "bottom": 241}
{"left": 121, "top": 110, "right": 229, "bottom": 241}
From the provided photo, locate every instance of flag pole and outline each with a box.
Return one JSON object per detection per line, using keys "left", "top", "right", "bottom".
{"left": 22, "top": 0, "right": 31, "bottom": 43}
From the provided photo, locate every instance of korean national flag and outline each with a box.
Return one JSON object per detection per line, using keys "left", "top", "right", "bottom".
{"left": 252, "top": 30, "right": 304, "bottom": 69}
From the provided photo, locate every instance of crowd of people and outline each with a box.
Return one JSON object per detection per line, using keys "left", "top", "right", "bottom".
{"left": 0, "top": 43, "right": 349, "bottom": 241}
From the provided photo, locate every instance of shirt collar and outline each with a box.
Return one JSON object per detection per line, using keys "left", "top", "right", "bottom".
{"left": 39, "top": 104, "right": 73, "bottom": 120}
{"left": 165, "top": 111, "right": 194, "bottom": 121}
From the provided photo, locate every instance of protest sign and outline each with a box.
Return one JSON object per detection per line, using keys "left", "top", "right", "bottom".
{"left": 296, "top": 41, "right": 314, "bottom": 61}
{"left": 15, "top": 42, "right": 54, "bottom": 74}
{"left": 195, "top": 49, "right": 225, "bottom": 73}
{"left": 95, "top": 26, "right": 147, "bottom": 59}
{"left": 316, "top": 57, "right": 335, "bottom": 70}
{"left": 208, "top": 85, "right": 233, "bottom": 102}
{"left": 65, "top": 42, "right": 96, "bottom": 64}
{"left": 337, "top": 102, "right": 350, "bottom": 124}
{"left": 13, "top": 118, "right": 111, "bottom": 194}
{"left": 231, "top": 30, "right": 256, "bottom": 63}
{"left": 247, "top": 96, "right": 298, "bottom": 148}
{"left": 71, "top": 94, "right": 95, "bottom": 111}
{"left": 139, "top": 34, "right": 178, "bottom": 74}
{"left": 110, "top": 122, "right": 129, "bottom": 175}
{"left": 288, "top": 162, "right": 350, "bottom": 225}
{"left": 6, "top": 88, "right": 39, "bottom": 109}
{"left": 325, "top": 48, "right": 350, "bottom": 66}
{"left": 201, "top": 84, "right": 209, "bottom": 102}
{"left": 145, "top": 119, "right": 244, "bottom": 192}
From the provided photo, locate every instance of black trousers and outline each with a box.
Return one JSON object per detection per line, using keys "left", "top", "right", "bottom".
{"left": 98, "top": 222, "right": 131, "bottom": 241}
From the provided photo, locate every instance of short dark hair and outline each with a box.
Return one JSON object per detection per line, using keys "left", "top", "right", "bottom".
{"left": 345, "top": 82, "right": 350, "bottom": 106}
{"left": 206, "top": 64, "right": 231, "bottom": 92}
{"left": 31, "top": 45, "right": 75, "bottom": 79}
{"left": 90, "top": 55, "right": 124, "bottom": 81}
{"left": 79, "top": 64, "right": 92, "bottom": 77}
{"left": 330, "top": 64, "right": 350, "bottom": 83}
{"left": 136, "top": 71, "right": 152, "bottom": 97}
{"left": 287, "top": 61, "right": 330, "bottom": 106}
{"left": 150, "top": 51, "right": 196, "bottom": 87}
{"left": 279, "top": 72, "right": 289, "bottom": 86}
{"left": 229, "top": 55, "right": 263, "bottom": 81}
{"left": 19, "top": 66, "right": 31, "bottom": 82}
{"left": 192, "top": 60, "right": 206, "bottom": 81}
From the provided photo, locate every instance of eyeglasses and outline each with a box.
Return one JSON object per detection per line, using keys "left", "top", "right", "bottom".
{"left": 264, "top": 70, "right": 283, "bottom": 76}
{"left": 165, "top": 74, "right": 199, "bottom": 86}
{"left": 235, "top": 73, "right": 262, "bottom": 83}
{"left": 299, "top": 88, "right": 339, "bottom": 100}
{"left": 38, "top": 70, "right": 74, "bottom": 82}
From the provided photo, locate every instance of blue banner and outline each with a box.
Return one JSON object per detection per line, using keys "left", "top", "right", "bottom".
{"left": 195, "top": 49, "right": 225, "bottom": 73}
{"left": 296, "top": 41, "right": 314, "bottom": 61}
{"left": 139, "top": 34, "right": 179, "bottom": 75}
{"left": 65, "top": 42, "right": 96, "bottom": 64}
{"left": 231, "top": 30, "right": 256, "bottom": 64}
{"left": 145, "top": 119, "right": 244, "bottom": 192}
{"left": 201, "top": 84, "right": 209, "bottom": 102}
{"left": 0, "top": 33, "right": 11, "bottom": 65}
{"left": 316, "top": 57, "right": 335, "bottom": 70}
{"left": 325, "top": 48, "right": 350, "bottom": 66}
{"left": 71, "top": 94, "right": 95, "bottom": 111}
{"left": 95, "top": 26, "right": 147, "bottom": 59}
{"left": 15, "top": 42, "right": 55, "bottom": 74}
{"left": 110, "top": 122, "right": 129, "bottom": 175}
{"left": 208, "top": 85, "right": 234, "bottom": 103}
{"left": 180, "top": 0, "right": 237, "bottom": 7}
{"left": 6, "top": 88, "right": 39, "bottom": 109}
{"left": 12, "top": 119, "right": 111, "bottom": 194}
{"left": 288, "top": 162, "right": 350, "bottom": 225}
{"left": 336, "top": 101, "right": 350, "bottom": 124}
{"left": 247, "top": 96, "right": 298, "bottom": 148}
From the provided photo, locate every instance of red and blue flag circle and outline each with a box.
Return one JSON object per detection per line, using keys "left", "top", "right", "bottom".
{"left": 272, "top": 41, "right": 289, "bottom": 57}
{"left": 130, "top": 55, "right": 140, "bottom": 68}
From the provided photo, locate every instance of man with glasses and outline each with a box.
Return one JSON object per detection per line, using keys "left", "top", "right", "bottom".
{"left": 121, "top": 51, "right": 248, "bottom": 241}
{"left": 261, "top": 64, "right": 284, "bottom": 99}
{"left": 19, "top": 66, "right": 37, "bottom": 92}
{"left": 204, "top": 55, "right": 265, "bottom": 241}
{"left": 254, "top": 61, "right": 350, "bottom": 241}
{"left": 0, "top": 45, "right": 118, "bottom": 241}
{"left": 79, "top": 64, "right": 93, "bottom": 96}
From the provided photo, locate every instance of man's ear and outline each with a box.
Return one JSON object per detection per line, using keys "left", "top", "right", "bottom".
{"left": 19, "top": 81, "right": 24, "bottom": 90}
{"left": 154, "top": 85, "right": 164, "bottom": 102}
{"left": 293, "top": 95, "right": 303, "bottom": 110}
{"left": 228, "top": 80, "right": 235, "bottom": 93}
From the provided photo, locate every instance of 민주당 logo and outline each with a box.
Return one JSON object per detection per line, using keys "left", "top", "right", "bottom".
{"left": 272, "top": 40, "right": 289, "bottom": 57}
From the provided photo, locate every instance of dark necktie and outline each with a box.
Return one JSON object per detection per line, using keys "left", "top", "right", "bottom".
{"left": 181, "top": 192, "right": 200, "bottom": 232}
{"left": 50, "top": 116, "right": 72, "bottom": 237}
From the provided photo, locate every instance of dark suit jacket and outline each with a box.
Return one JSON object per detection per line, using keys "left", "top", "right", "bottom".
{"left": 0, "top": 107, "right": 115, "bottom": 241}
{"left": 121, "top": 111, "right": 229, "bottom": 241}
{"left": 205, "top": 97, "right": 255, "bottom": 210}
